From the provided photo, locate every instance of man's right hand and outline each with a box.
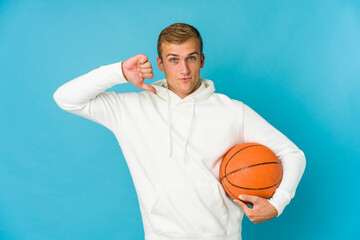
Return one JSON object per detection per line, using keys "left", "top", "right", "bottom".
{"left": 122, "top": 54, "right": 157, "bottom": 94}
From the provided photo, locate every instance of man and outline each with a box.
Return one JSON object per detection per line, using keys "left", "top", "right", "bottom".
{"left": 53, "top": 23, "right": 306, "bottom": 240}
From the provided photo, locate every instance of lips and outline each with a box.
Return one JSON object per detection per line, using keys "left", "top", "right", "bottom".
{"left": 178, "top": 77, "right": 191, "bottom": 82}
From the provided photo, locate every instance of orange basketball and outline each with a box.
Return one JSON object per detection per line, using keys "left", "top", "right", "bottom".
{"left": 219, "top": 142, "right": 282, "bottom": 200}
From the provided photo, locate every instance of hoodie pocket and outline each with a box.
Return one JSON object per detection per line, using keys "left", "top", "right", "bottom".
{"left": 149, "top": 182, "right": 229, "bottom": 237}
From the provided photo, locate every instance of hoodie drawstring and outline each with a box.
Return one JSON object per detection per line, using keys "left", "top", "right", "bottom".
{"left": 167, "top": 91, "right": 197, "bottom": 163}
{"left": 183, "top": 98, "right": 196, "bottom": 163}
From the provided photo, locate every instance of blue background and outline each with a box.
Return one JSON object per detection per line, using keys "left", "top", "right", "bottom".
{"left": 1, "top": 0, "right": 359, "bottom": 239}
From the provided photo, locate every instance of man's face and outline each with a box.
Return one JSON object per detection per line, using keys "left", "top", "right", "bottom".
{"left": 157, "top": 38, "right": 205, "bottom": 99}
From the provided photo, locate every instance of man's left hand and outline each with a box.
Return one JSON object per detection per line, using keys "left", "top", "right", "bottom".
{"left": 233, "top": 194, "right": 278, "bottom": 224}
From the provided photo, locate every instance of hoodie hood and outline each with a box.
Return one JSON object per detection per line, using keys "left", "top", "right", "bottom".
{"left": 151, "top": 79, "right": 215, "bottom": 162}
{"left": 151, "top": 78, "right": 215, "bottom": 103}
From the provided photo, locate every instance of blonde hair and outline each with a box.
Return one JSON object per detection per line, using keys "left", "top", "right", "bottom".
{"left": 157, "top": 23, "right": 203, "bottom": 60}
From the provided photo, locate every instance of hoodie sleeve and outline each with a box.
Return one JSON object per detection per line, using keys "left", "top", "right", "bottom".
{"left": 53, "top": 62, "right": 128, "bottom": 131}
{"left": 241, "top": 103, "right": 306, "bottom": 216}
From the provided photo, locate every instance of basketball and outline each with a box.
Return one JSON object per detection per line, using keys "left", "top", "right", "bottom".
{"left": 219, "top": 142, "right": 283, "bottom": 200}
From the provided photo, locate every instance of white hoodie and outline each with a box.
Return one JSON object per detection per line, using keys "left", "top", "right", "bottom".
{"left": 53, "top": 61, "right": 306, "bottom": 240}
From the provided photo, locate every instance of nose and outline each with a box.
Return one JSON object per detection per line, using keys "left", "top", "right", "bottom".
{"left": 180, "top": 61, "right": 190, "bottom": 75}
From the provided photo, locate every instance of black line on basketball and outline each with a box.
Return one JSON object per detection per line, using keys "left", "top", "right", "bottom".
{"left": 222, "top": 162, "right": 281, "bottom": 182}
{"left": 225, "top": 162, "right": 282, "bottom": 190}
{"left": 221, "top": 176, "right": 237, "bottom": 200}
{"left": 220, "top": 161, "right": 280, "bottom": 182}
{"left": 219, "top": 144, "right": 263, "bottom": 182}
{"left": 224, "top": 144, "right": 264, "bottom": 176}
{"left": 228, "top": 178, "right": 282, "bottom": 191}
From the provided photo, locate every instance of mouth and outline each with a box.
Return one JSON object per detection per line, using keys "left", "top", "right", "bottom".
{"left": 178, "top": 77, "right": 192, "bottom": 82}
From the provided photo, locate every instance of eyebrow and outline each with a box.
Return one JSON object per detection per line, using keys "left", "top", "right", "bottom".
{"left": 166, "top": 51, "right": 199, "bottom": 58}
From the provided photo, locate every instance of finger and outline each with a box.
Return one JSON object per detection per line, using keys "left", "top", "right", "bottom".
{"left": 137, "top": 54, "right": 148, "bottom": 65}
{"left": 140, "top": 61, "right": 152, "bottom": 69}
{"left": 140, "top": 68, "right": 153, "bottom": 74}
{"left": 234, "top": 199, "right": 251, "bottom": 216}
{"left": 141, "top": 73, "right": 154, "bottom": 79}
{"left": 239, "top": 194, "right": 259, "bottom": 205}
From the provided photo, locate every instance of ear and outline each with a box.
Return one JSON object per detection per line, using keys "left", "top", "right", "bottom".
{"left": 157, "top": 56, "right": 164, "bottom": 72}
{"left": 200, "top": 53, "right": 205, "bottom": 68}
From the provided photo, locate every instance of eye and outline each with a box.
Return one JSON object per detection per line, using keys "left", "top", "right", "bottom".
{"left": 169, "top": 58, "right": 178, "bottom": 63}
{"left": 188, "top": 56, "right": 196, "bottom": 61}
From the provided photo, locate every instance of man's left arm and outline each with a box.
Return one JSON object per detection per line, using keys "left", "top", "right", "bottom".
{"left": 234, "top": 102, "right": 306, "bottom": 223}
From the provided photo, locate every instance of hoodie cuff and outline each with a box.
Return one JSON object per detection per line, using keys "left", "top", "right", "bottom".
{"left": 268, "top": 188, "right": 292, "bottom": 217}
{"left": 102, "top": 61, "right": 128, "bottom": 83}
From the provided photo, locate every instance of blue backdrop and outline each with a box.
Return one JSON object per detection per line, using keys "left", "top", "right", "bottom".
{"left": 1, "top": 0, "right": 359, "bottom": 239}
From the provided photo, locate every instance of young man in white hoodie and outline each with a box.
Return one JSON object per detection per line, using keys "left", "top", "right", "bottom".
{"left": 53, "top": 23, "right": 306, "bottom": 240}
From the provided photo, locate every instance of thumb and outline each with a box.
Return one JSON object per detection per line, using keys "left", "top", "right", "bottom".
{"left": 140, "top": 83, "right": 157, "bottom": 94}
